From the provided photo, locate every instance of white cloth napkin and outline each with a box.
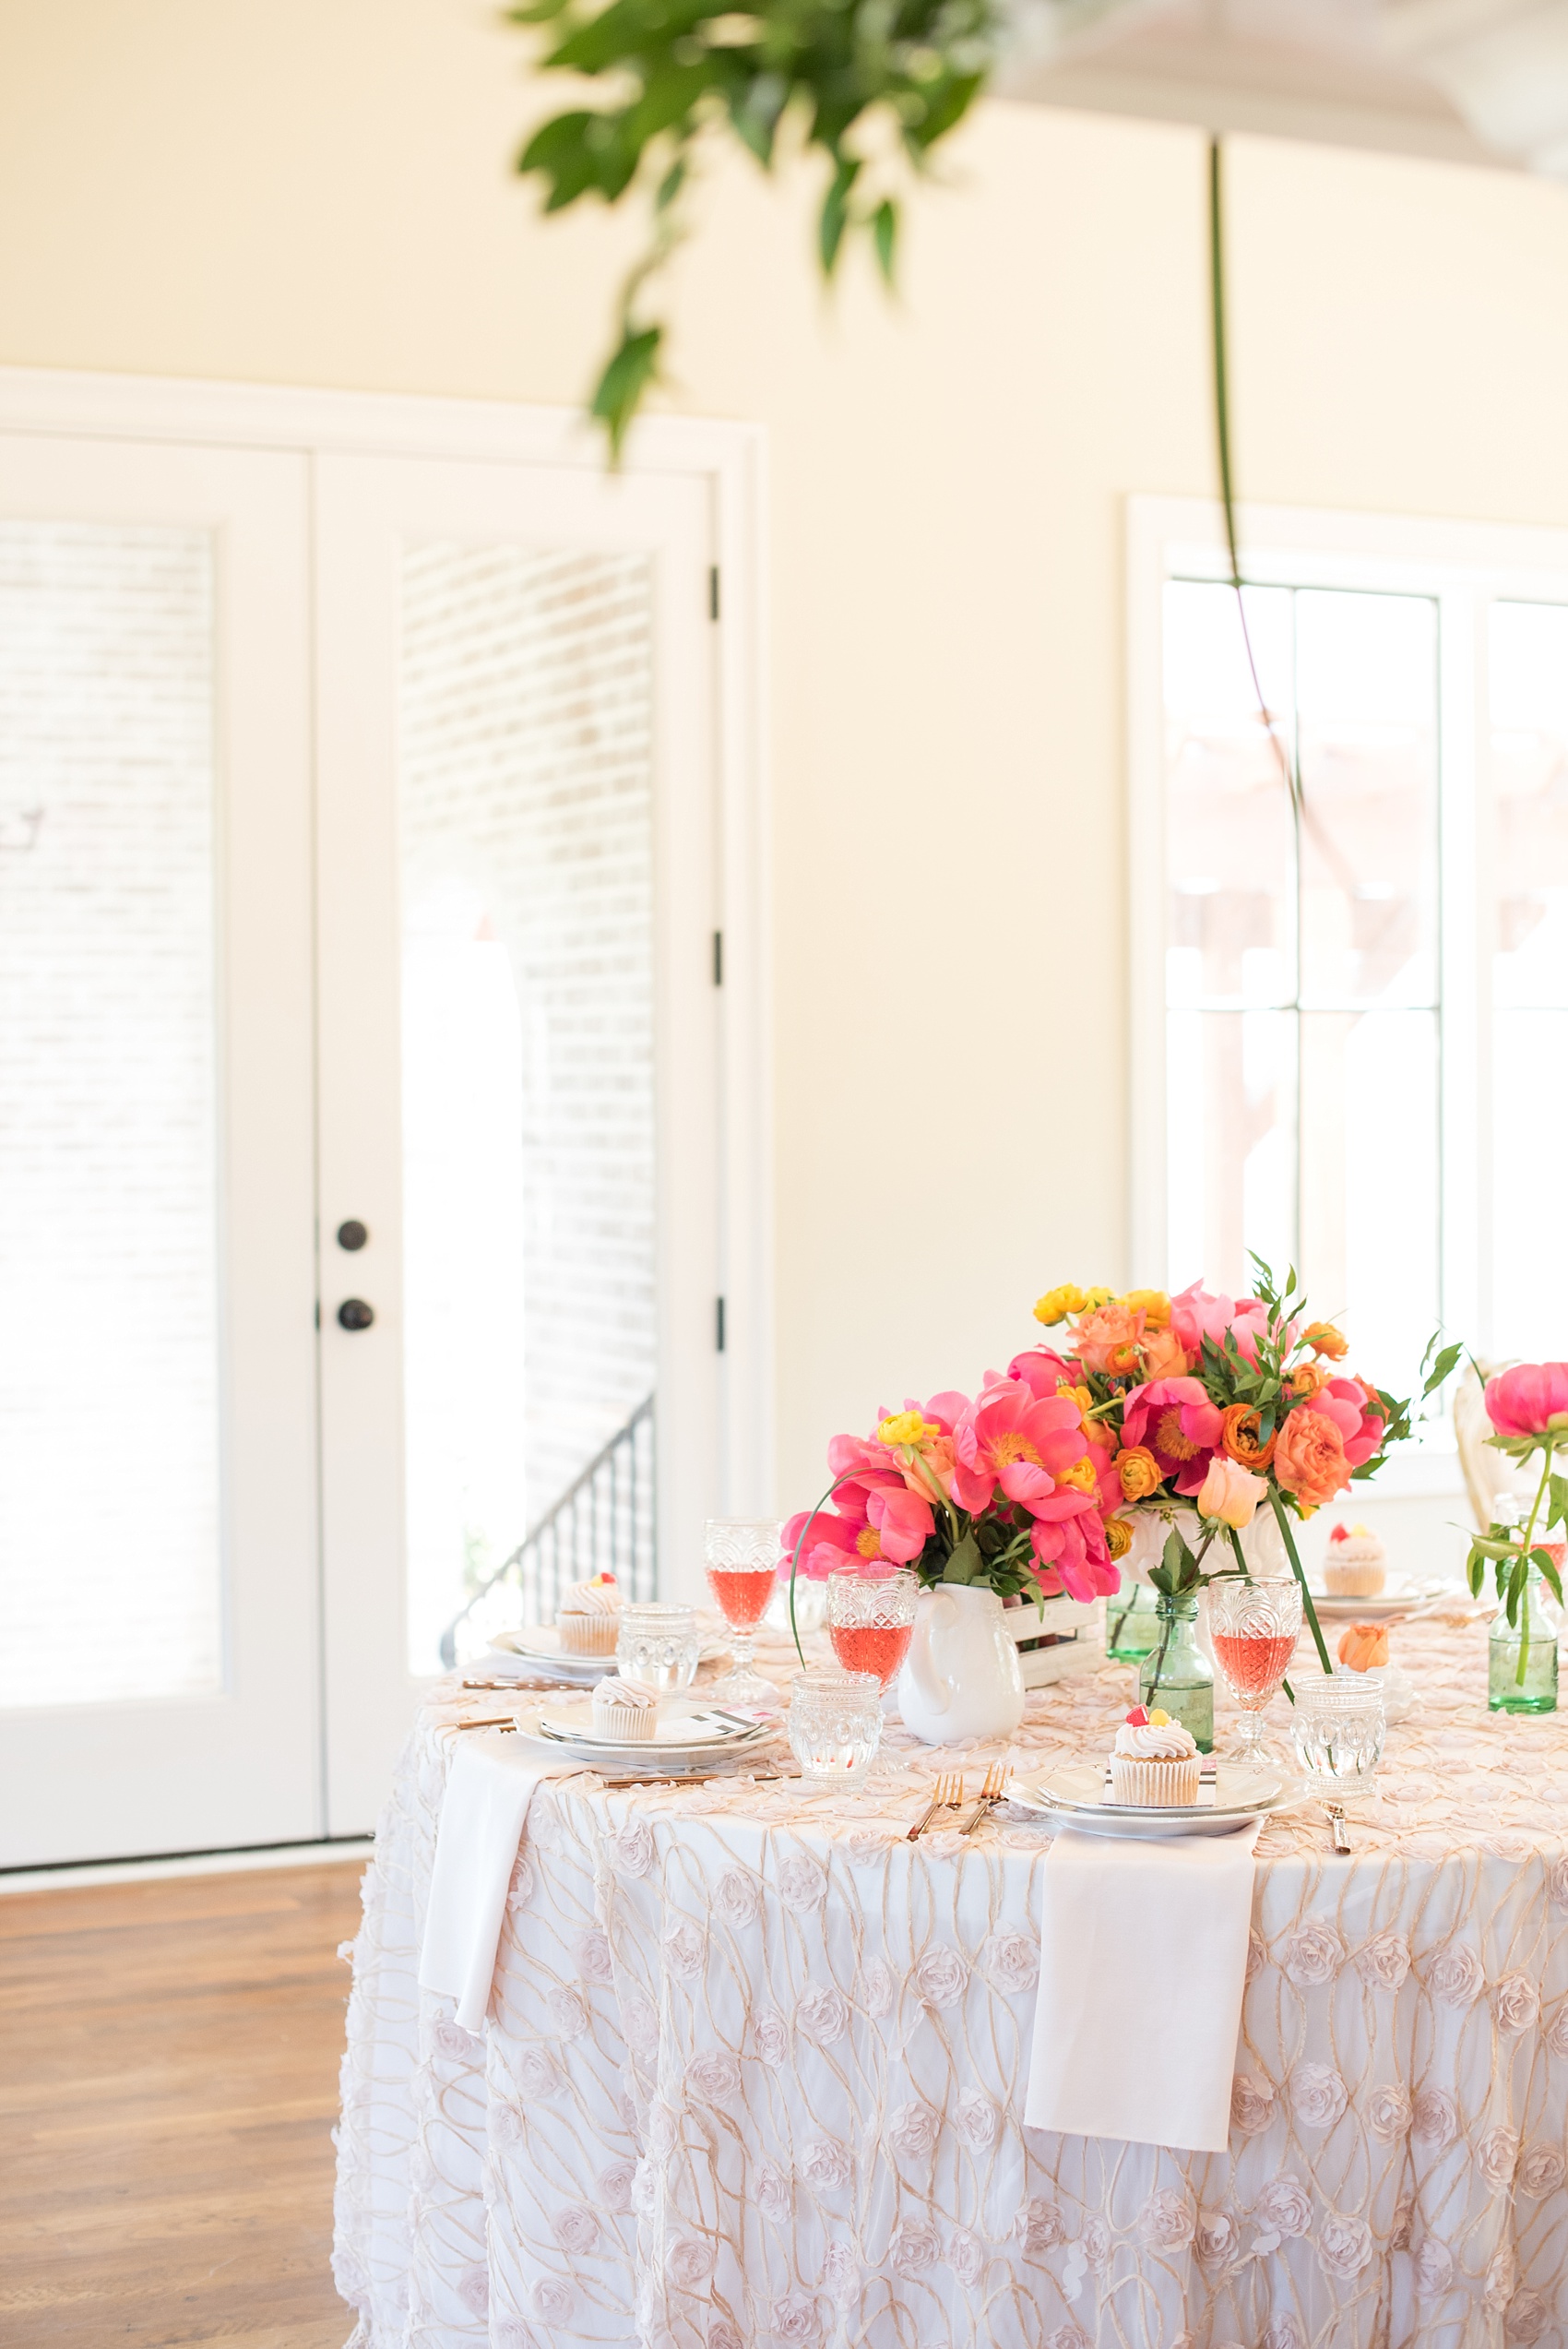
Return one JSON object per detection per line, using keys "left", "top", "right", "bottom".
{"left": 418, "top": 1735, "right": 563, "bottom": 2033}
{"left": 1025, "top": 1818, "right": 1262, "bottom": 2153}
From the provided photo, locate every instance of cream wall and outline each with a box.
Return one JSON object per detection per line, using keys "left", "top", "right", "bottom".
{"left": 4, "top": 0, "right": 1568, "bottom": 1557}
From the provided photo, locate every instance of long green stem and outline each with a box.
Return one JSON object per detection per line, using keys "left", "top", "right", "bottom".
{"left": 1514, "top": 1438, "right": 1555, "bottom": 1686}
{"left": 785, "top": 1471, "right": 862, "bottom": 1667}
{"left": 1268, "top": 1487, "right": 1333, "bottom": 1678}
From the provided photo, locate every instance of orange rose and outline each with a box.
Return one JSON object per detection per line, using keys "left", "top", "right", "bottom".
{"left": 1220, "top": 1402, "right": 1277, "bottom": 1473}
{"left": 1140, "top": 1327, "right": 1192, "bottom": 1380}
{"left": 1272, "top": 1406, "right": 1352, "bottom": 1510}
{"left": 1071, "top": 1302, "right": 1145, "bottom": 1377}
{"left": 1117, "top": 1445, "right": 1164, "bottom": 1502}
{"left": 1303, "top": 1322, "right": 1348, "bottom": 1361}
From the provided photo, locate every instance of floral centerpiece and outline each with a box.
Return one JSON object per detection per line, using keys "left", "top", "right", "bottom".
{"left": 1018, "top": 1261, "right": 1453, "bottom": 1690}
{"left": 1467, "top": 1363, "right": 1568, "bottom": 1688}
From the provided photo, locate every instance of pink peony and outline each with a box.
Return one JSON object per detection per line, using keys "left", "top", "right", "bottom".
{"left": 1313, "top": 1377, "right": 1386, "bottom": 1468}
{"left": 1170, "top": 1281, "right": 1273, "bottom": 1366}
{"left": 1119, "top": 1377, "right": 1224, "bottom": 1496}
{"left": 1031, "top": 1499, "right": 1120, "bottom": 1604}
{"left": 1485, "top": 1363, "right": 1568, "bottom": 1446}
{"left": 1007, "top": 1346, "right": 1079, "bottom": 1401}
{"left": 952, "top": 1380, "right": 1089, "bottom": 1516}
{"left": 782, "top": 1504, "right": 882, "bottom": 1581}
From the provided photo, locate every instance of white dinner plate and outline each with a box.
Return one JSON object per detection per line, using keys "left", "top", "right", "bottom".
{"left": 1303, "top": 1577, "right": 1440, "bottom": 1622}
{"left": 512, "top": 1695, "right": 774, "bottom": 1767}
{"left": 1007, "top": 1760, "right": 1289, "bottom": 1841}
{"left": 487, "top": 1622, "right": 730, "bottom": 1682}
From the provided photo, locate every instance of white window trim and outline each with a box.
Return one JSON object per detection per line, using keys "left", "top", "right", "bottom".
{"left": 1127, "top": 494, "right": 1568, "bottom": 1497}
{"left": 0, "top": 364, "right": 776, "bottom": 1526}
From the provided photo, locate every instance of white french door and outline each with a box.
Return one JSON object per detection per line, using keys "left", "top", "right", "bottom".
{"left": 313, "top": 453, "right": 721, "bottom": 1833}
{"left": 0, "top": 377, "right": 757, "bottom": 1866}
{"left": 0, "top": 432, "right": 321, "bottom": 1867}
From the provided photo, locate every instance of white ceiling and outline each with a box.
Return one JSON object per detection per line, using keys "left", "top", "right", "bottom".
{"left": 994, "top": 0, "right": 1568, "bottom": 179}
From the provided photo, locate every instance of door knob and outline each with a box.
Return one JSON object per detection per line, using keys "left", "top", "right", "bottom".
{"left": 337, "top": 1219, "right": 368, "bottom": 1252}
{"left": 337, "top": 1297, "right": 374, "bottom": 1331}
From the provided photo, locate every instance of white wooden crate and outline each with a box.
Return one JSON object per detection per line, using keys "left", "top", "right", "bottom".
{"left": 1007, "top": 1594, "right": 1105, "bottom": 1689}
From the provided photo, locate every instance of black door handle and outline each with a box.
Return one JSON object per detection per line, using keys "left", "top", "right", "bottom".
{"left": 338, "top": 1298, "right": 374, "bottom": 1331}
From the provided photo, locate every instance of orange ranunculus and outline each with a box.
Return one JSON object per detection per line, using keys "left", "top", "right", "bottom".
{"left": 1123, "top": 1288, "right": 1171, "bottom": 1331}
{"left": 1272, "top": 1405, "right": 1352, "bottom": 1510}
{"left": 1303, "top": 1321, "right": 1348, "bottom": 1361}
{"left": 1071, "top": 1301, "right": 1145, "bottom": 1377}
{"left": 1104, "top": 1516, "right": 1134, "bottom": 1562}
{"left": 1140, "top": 1326, "right": 1192, "bottom": 1380}
{"left": 1117, "top": 1445, "right": 1164, "bottom": 1502}
{"left": 1337, "top": 1621, "right": 1389, "bottom": 1672}
{"left": 1220, "top": 1402, "right": 1277, "bottom": 1473}
{"left": 1289, "top": 1362, "right": 1329, "bottom": 1399}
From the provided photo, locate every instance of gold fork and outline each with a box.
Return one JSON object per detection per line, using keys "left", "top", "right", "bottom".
{"left": 959, "top": 1761, "right": 1007, "bottom": 1835}
{"left": 907, "top": 1770, "right": 965, "bottom": 1841}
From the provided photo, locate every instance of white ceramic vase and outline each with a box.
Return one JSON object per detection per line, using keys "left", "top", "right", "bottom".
{"left": 897, "top": 1585, "right": 1026, "bottom": 1746}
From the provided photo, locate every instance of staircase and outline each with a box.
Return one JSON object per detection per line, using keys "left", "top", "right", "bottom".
{"left": 439, "top": 1393, "right": 657, "bottom": 1667}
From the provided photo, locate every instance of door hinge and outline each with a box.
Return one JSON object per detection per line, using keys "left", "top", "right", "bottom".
{"left": 712, "top": 929, "right": 723, "bottom": 986}
{"left": 716, "top": 1296, "right": 726, "bottom": 1353}
{"left": 708, "top": 565, "right": 720, "bottom": 622}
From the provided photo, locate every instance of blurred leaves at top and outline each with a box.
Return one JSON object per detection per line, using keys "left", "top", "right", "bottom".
{"left": 511, "top": 0, "right": 1000, "bottom": 454}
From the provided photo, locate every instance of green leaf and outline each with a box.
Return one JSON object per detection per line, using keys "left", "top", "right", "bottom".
{"left": 589, "top": 322, "right": 663, "bottom": 460}
{"left": 1471, "top": 1532, "right": 1526, "bottom": 1561}
{"left": 1421, "top": 1341, "right": 1463, "bottom": 1399}
{"left": 1467, "top": 1544, "right": 1485, "bottom": 1598}
{"left": 818, "top": 154, "right": 860, "bottom": 276}
{"left": 873, "top": 197, "right": 897, "bottom": 285}
{"left": 1549, "top": 1473, "right": 1568, "bottom": 1532}
{"left": 942, "top": 1531, "right": 982, "bottom": 1584}
{"left": 1532, "top": 1546, "right": 1564, "bottom": 1605}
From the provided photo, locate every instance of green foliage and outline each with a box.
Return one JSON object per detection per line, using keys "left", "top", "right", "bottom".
{"left": 511, "top": 0, "right": 999, "bottom": 453}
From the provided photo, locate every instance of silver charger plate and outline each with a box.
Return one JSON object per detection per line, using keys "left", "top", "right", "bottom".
{"left": 1007, "top": 1760, "right": 1289, "bottom": 1841}
{"left": 510, "top": 1695, "right": 773, "bottom": 1767}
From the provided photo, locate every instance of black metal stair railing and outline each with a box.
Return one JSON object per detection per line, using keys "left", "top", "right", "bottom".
{"left": 439, "top": 1392, "right": 657, "bottom": 1667}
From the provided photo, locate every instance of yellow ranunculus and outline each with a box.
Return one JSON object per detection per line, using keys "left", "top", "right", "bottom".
{"left": 1122, "top": 1287, "right": 1171, "bottom": 1330}
{"left": 1055, "top": 1456, "right": 1099, "bottom": 1494}
{"left": 1104, "top": 1517, "right": 1133, "bottom": 1561}
{"left": 1083, "top": 1286, "right": 1114, "bottom": 1309}
{"left": 1054, "top": 1380, "right": 1094, "bottom": 1413}
{"left": 1033, "top": 1283, "right": 1088, "bottom": 1326}
{"left": 878, "top": 1410, "right": 935, "bottom": 1448}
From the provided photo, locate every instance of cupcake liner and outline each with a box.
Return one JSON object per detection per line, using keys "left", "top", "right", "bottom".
{"left": 1110, "top": 1754, "right": 1202, "bottom": 1807}
{"left": 592, "top": 1697, "right": 657, "bottom": 1741}
{"left": 1323, "top": 1561, "right": 1386, "bottom": 1597}
{"left": 557, "top": 1613, "right": 621, "bottom": 1654}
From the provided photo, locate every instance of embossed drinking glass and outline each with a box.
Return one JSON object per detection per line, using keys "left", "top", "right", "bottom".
{"left": 1291, "top": 1674, "right": 1386, "bottom": 1804}
{"left": 615, "top": 1603, "right": 701, "bottom": 1695}
{"left": 1207, "top": 1573, "right": 1302, "bottom": 1764}
{"left": 704, "top": 1518, "right": 782, "bottom": 1704}
{"left": 788, "top": 1668, "right": 883, "bottom": 1788}
{"left": 826, "top": 1568, "right": 919, "bottom": 1690}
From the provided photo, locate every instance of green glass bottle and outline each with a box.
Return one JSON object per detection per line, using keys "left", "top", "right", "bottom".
{"left": 1489, "top": 1566, "right": 1560, "bottom": 1715}
{"left": 1105, "top": 1581, "right": 1161, "bottom": 1663}
{"left": 1139, "top": 1593, "right": 1214, "bottom": 1753}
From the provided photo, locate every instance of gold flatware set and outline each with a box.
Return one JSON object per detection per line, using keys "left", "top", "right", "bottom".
{"left": 906, "top": 1762, "right": 1009, "bottom": 1840}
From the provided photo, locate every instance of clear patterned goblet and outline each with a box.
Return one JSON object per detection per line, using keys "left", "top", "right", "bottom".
{"left": 788, "top": 1668, "right": 883, "bottom": 1789}
{"left": 1207, "top": 1573, "right": 1302, "bottom": 1764}
{"left": 704, "top": 1518, "right": 783, "bottom": 1704}
{"left": 826, "top": 1568, "right": 919, "bottom": 1690}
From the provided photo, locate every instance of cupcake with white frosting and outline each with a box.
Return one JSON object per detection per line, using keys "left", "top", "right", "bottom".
{"left": 1323, "top": 1521, "right": 1387, "bottom": 1599}
{"left": 556, "top": 1571, "right": 623, "bottom": 1654}
{"left": 1110, "top": 1706, "right": 1201, "bottom": 1806}
{"left": 591, "top": 1674, "right": 659, "bottom": 1740}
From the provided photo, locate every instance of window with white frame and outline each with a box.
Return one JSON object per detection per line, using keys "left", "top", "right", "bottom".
{"left": 1128, "top": 501, "right": 1568, "bottom": 1486}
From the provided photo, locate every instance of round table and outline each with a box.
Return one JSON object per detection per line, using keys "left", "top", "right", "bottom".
{"left": 333, "top": 1605, "right": 1568, "bottom": 2349}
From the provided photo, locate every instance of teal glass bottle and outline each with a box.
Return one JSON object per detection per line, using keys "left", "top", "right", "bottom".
{"left": 1105, "top": 1581, "right": 1160, "bottom": 1663}
{"left": 1489, "top": 1565, "right": 1560, "bottom": 1715}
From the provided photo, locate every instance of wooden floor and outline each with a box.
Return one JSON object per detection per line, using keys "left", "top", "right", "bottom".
{"left": 0, "top": 1861, "right": 365, "bottom": 2348}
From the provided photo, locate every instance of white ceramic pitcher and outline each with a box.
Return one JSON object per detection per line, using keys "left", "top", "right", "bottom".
{"left": 897, "top": 1585, "right": 1025, "bottom": 1747}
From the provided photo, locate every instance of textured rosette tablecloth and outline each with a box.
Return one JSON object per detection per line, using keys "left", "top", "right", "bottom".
{"left": 334, "top": 1614, "right": 1568, "bottom": 2349}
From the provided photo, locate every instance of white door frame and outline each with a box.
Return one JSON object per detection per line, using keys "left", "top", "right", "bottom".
{"left": 0, "top": 367, "right": 773, "bottom": 1851}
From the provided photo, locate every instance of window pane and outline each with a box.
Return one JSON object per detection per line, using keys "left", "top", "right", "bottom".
{"left": 1167, "top": 1009, "right": 1296, "bottom": 1297}
{"left": 1490, "top": 601, "right": 1568, "bottom": 1010}
{"left": 0, "top": 522, "right": 220, "bottom": 1710}
{"left": 1299, "top": 1008, "right": 1439, "bottom": 1404}
{"left": 399, "top": 546, "right": 657, "bottom": 1674}
{"left": 1295, "top": 590, "right": 1439, "bottom": 1009}
{"left": 1493, "top": 1008, "right": 1568, "bottom": 1358}
{"left": 1164, "top": 582, "right": 1294, "bottom": 1008}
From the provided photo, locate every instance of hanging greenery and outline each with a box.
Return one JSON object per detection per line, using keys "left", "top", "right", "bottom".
{"left": 510, "top": 0, "right": 1000, "bottom": 454}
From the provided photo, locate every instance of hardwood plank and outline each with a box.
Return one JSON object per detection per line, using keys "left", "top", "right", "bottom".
{"left": 0, "top": 1860, "right": 363, "bottom": 2348}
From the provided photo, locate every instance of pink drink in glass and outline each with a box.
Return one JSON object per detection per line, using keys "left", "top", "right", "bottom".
{"left": 826, "top": 1568, "right": 920, "bottom": 1693}
{"left": 1211, "top": 1630, "right": 1298, "bottom": 1701}
{"left": 705, "top": 1564, "right": 778, "bottom": 1635}
{"left": 829, "top": 1620, "right": 914, "bottom": 1689}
